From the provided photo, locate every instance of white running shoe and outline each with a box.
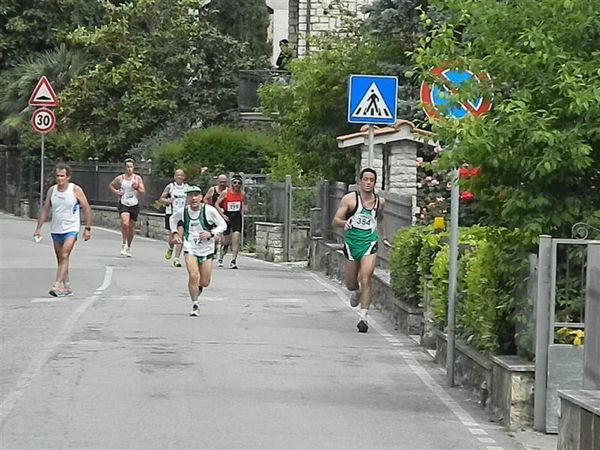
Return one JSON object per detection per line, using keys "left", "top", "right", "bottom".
{"left": 120, "top": 245, "right": 128, "bottom": 256}
{"left": 125, "top": 246, "right": 132, "bottom": 257}
{"left": 190, "top": 303, "right": 199, "bottom": 317}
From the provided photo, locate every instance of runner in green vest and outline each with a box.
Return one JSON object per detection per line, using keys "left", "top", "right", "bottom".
{"left": 333, "top": 168, "right": 392, "bottom": 333}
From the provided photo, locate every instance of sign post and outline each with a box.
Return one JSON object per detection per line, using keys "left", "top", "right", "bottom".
{"left": 348, "top": 75, "right": 398, "bottom": 169}
{"left": 29, "top": 77, "right": 58, "bottom": 210}
{"left": 420, "top": 65, "right": 491, "bottom": 387}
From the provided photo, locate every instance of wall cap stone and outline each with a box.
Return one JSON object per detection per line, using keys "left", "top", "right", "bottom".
{"left": 491, "top": 355, "right": 534, "bottom": 372}
{"left": 558, "top": 389, "right": 600, "bottom": 415}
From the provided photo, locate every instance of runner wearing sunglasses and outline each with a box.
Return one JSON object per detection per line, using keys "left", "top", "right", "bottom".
{"left": 215, "top": 174, "right": 246, "bottom": 269}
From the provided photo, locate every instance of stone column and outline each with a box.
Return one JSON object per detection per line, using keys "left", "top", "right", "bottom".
{"left": 387, "top": 141, "right": 417, "bottom": 197}
{"left": 359, "top": 144, "right": 384, "bottom": 189}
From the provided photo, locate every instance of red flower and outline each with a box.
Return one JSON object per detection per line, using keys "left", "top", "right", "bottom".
{"left": 460, "top": 191, "right": 474, "bottom": 202}
{"left": 470, "top": 166, "right": 480, "bottom": 177}
{"left": 459, "top": 167, "right": 470, "bottom": 178}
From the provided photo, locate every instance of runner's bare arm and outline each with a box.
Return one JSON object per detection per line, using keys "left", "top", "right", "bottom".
{"left": 74, "top": 185, "right": 93, "bottom": 241}
{"left": 333, "top": 193, "right": 353, "bottom": 230}
{"left": 133, "top": 175, "right": 146, "bottom": 196}
{"left": 109, "top": 175, "right": 122, "bottom": 197}
{"left": 203, "top": 187, "right": 214, "bottom": 204}
{"left": 159, "top": 184, "right": 172, "bottom": 205}
{"left": 33, "top": 186, "right": 53, "bottom": 236}
{"left": 215, "top": 192, "right": 228, "bottom": 219}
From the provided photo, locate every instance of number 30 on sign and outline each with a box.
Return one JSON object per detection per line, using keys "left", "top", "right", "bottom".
{"left": 31, "top": 107, "right": 56, "bottom": 134}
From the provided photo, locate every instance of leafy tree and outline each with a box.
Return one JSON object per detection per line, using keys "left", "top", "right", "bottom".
{"left": 412, "top": 0, "right": 600, "bottom": 241}
{"left": 206, "top": 0, "right": 271, "bottom": 63}
{"left": 0, "top": 0, "right": 105, "bottom": 70}
{"left": 60, "top": 0, "right": 248, "bottom": 160}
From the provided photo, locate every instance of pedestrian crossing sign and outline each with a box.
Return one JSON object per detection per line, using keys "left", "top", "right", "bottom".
{"left": 347, "top": 75, "right": 398, "bottom": 125}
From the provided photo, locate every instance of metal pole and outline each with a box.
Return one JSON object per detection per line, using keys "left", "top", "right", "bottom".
{"left": 39, "top": 134, "right": 45, "bottom": 210}
{"left": 446, "top": 167, "right": 459, "bottom": 387}
{"left": 584, "top": 244, "right": 600, "bottom": 390}
{"left": 367, "top": 125, "right": 375, "bottom": 167}
{"left": 533, "top": 235, "right": 553, "bottom": 431}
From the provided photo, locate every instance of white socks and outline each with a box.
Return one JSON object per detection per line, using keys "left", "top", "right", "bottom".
{"left": 359, "top": 308, "right": 368, "bottom": 321}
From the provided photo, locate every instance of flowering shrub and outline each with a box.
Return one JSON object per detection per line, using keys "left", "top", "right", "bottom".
{"left": 555, "top": 328, "right": 585, "bottom": 346}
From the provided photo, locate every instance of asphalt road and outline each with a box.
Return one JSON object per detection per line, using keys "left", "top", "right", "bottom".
{"left": 0, "top": 212, "right": 531, "bottom": 449}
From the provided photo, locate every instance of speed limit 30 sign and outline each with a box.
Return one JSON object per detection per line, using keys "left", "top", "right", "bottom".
{"left": 31, "top": 107, "right": 56, "bottom": 134}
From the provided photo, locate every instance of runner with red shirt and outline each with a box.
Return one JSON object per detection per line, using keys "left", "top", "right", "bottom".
{"left": 215, "top": 174, "right": 246, "bottom": 269}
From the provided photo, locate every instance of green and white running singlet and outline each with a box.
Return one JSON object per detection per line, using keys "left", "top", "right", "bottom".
{"left": 343, "top": 192, "right": 379, "bottom": 261}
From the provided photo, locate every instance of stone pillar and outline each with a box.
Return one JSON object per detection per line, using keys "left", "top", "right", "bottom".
{"left": 387, "top": 141, "right": 417, "bottom": 197}
{"left": 359, "top": 144, "right": 384, "bottom": 189}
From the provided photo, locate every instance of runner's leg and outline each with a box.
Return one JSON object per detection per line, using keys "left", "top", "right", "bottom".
{"left": 199, "top": 258, "right": 213, "bottom": 289}
{"left": 57, "top": 236, "right": 77, "bottom": 288}
{"left": 344, "top": 259, "right": 360, "bottom": 292}
{"left": 184, "top": 253, "right": 201, "bottom": 302}
{"left": 120, "top": 212, "right": 130, "bottom": 246}
{"left": 358, "top": 253, "right": 377, "bottom": 309}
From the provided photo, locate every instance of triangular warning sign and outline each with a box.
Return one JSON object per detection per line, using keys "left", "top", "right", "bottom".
{"left": 351, "top": 82, "right": 393, "bottom": 119}
{"left": 29, "top": 76, "right": 58, "bottom": 107}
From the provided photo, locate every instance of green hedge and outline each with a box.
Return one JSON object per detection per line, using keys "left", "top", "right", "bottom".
{"left": 152, "top": 126, "right": 281, "bottom": 178}
{"left": 389, "top": 225, "right": 531, "bottom": 355}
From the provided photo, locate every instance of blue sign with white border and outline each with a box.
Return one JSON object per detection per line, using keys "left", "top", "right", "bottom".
{"left": 347, "top": 75, "right": 398, "bottom": 125}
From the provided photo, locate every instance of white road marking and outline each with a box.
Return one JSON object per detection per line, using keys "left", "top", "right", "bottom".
{"left": 0, "top": 266, "right": 113, "bottom": 426}
{"left": 31, "top": 297, "right": 65, "bottom": 303}
{"left": 478, "top": 437, "right": 497, "bottom": 444}
{"left": 470, "top": 428, "right": 488, "bottom": 435}
{"left": 307, "top": 272, "right": 496, "bottom": 442}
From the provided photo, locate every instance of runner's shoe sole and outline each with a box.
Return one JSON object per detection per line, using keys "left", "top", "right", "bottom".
{"left": 357, "top": 320, "right": 368, "bottom": 333}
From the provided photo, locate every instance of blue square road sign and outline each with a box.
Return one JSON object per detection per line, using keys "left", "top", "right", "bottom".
{"left": 347, "top": 75, "right": 398, "bottom": 125}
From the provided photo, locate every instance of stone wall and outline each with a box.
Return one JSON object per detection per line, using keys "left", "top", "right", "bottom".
{"left": 387, "top": 142, "right": 418, "bottom": 197}
{"left": 291, "top": 0, "right": 373, "bottom": 57}
{"left": 558, "top": 390, "right": 600, "bottom": 450}
{"left": 491, "top": 355, "right": 535, "bottom": 431}
{"left": 91, "top": 206, "right": 166, "bottom": 240}
{"left": 255, "top": 221, "right": 310, "bottom": 262}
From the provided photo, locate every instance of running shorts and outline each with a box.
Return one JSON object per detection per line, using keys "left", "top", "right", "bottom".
{"left": 118, "top": 204, "right": 140, "bottom": 221}
{"left": 223, "top": 213, "right": 242, "bottom": 236}
{"left": 342, "top": 240, "right": 378, "bottom": 262}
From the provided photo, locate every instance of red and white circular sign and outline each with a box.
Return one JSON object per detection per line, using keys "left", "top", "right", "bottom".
{"left": 31, "top": 107, "right": 56, "bottom": 134}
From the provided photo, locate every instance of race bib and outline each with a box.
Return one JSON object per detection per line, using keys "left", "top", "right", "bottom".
{"left": 172, "top": 197, "right": 186, "bottom": 211}
{"left": 189, "top": 221, "right": 202, "bottom": 245}
{"left": 352, "top": 215, "right": 373, "bottom": 230}
{"left": 122, "top": 191, "right": 137, "bottom": 206}
{"left": 227, "top": 201, "right": 241, "bottom": 212}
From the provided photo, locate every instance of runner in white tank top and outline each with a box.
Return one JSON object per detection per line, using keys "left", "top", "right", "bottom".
{"left": 159, "top": 169, "right": 189, "bottom": 267}
{"left": 34, "top": 163, "right": 93, "bottom": 297}
{"left": 109, "top": 158, "right": 146, "bottom": 257}
{"left": 50, "top": 183, "right": 81, "bottom": 234}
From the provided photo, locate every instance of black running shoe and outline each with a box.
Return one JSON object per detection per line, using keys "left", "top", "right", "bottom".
{"left": 357, "top": 319, "right": 368, "bottom": 333}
